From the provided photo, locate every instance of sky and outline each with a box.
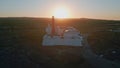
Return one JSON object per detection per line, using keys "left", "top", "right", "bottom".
{"left": 0, "top": 0, "right": 120, "bottom": 20}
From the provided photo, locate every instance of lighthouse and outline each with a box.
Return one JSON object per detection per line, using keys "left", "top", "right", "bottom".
{"left": 43, "top": 16, "right": 83, "bottom": 46}
{"left": 51, "top": 16, "right": 56, "bottom": 37}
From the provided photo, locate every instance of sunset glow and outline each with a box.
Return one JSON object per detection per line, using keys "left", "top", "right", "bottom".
{"left": 54, "top": 7, "right": 69, "bottom": 18}
{"left": 0, "top": 0, "right": 120, "bottom": 20}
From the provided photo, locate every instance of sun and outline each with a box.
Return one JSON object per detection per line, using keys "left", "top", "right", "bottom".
{"left": 54, "top": 7, "right": 69, "bottom": 18}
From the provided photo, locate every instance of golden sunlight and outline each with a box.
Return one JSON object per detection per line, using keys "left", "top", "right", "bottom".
{"left": 54, "top": 7, "right": 69, "bottom": 18}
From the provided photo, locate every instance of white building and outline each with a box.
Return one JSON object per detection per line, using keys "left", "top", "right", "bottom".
{"left": 42, "top": 16, "right": 83, "bottom": 46}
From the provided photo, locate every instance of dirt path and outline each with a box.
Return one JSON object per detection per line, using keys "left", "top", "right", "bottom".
{"left": 82, "top": 34, "right": 120, "bottom": 68}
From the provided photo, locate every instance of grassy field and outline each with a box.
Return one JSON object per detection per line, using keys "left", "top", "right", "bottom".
{"left": 0, "top": 17, "right": 120, "bottom": 68}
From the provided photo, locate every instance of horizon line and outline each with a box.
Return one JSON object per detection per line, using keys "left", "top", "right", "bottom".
{"left": 0, "top": 16, "right": 120, "bottom": 21}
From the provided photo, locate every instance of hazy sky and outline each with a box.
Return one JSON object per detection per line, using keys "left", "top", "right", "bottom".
{"left": 0, "top": 0, "right": 120, "bottom": 20}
